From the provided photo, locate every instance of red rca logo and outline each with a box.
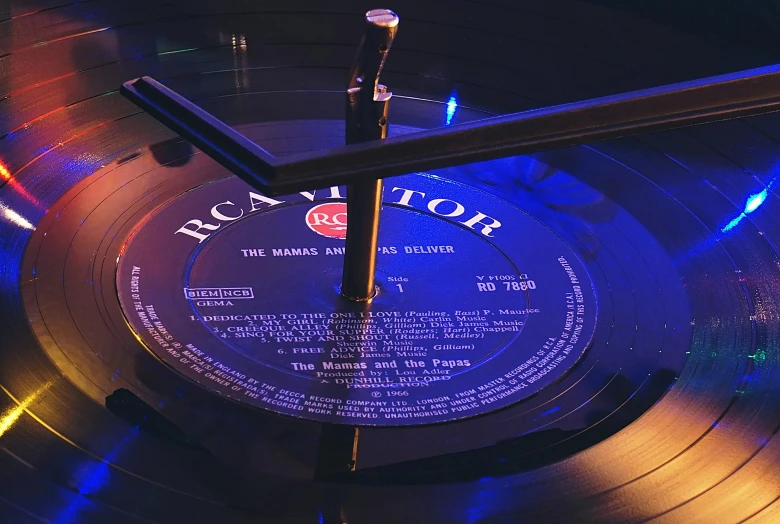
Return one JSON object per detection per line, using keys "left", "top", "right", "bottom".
{"left": 305, "top": 202, "right": 348, "bottom": 239}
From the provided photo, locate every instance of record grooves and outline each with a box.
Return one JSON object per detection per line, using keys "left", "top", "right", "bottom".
{"left": 2, "top": 1, "right": 780, "bottom": 523}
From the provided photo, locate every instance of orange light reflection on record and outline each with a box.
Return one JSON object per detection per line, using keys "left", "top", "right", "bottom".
{"left": 563, "top": 387, "right": 780, "bottom": 521}
{"left": 0, "top": 158, "right": 44, "bottom": 209}
{"left": 5, "top": 105, "right": 70, "bottom": 137}
{"left": 0, "top": 381, "right": 53, "bottom": 439}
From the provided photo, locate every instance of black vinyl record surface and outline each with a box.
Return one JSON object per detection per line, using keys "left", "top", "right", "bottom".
{"left": 1, "top": 1, "right": 780, "bottom": 523}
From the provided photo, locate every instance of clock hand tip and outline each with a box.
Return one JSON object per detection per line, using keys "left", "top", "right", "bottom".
{"left": 365, "top": 8, "right": 399, "bottom": 28}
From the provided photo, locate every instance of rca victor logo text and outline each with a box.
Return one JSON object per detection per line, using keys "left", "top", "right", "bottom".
{"left": 305, "top": 202, "right": 348, "bottom": 239}
{"left": 174, "top": 184, "right": 501, "bottom": 243}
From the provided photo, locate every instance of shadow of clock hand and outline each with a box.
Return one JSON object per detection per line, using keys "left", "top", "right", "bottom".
{"left": 342, "top": 368, "right": 677, "bottom": 484}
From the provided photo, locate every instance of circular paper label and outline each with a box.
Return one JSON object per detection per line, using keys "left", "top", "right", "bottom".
{"left": 117, "top": 174, "right": 597, "bottom": 425}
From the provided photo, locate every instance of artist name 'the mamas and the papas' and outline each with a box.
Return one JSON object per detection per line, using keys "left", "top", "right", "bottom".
{"left": 289, "top": 358, "right": 470, "bottom": 373}
{"left": 172, "top": 185, "right": 502, "bottom": 243}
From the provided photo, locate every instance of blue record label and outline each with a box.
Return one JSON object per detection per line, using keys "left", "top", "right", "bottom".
{"left": 117, "top": 173, "right": 597, "bottom": 425}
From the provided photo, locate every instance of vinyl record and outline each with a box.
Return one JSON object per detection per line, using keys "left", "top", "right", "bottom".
{"left": 1, "top": 1, "right": 780, "bottom": 523}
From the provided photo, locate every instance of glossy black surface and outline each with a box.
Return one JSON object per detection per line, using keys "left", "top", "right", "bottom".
{"left": 1, "top": 1, "right": 780, "bottom": 523}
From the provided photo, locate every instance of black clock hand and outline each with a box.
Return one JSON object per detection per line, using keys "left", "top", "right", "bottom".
{"left": 122, "top": 63, "right": 780, "bottom": 195}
